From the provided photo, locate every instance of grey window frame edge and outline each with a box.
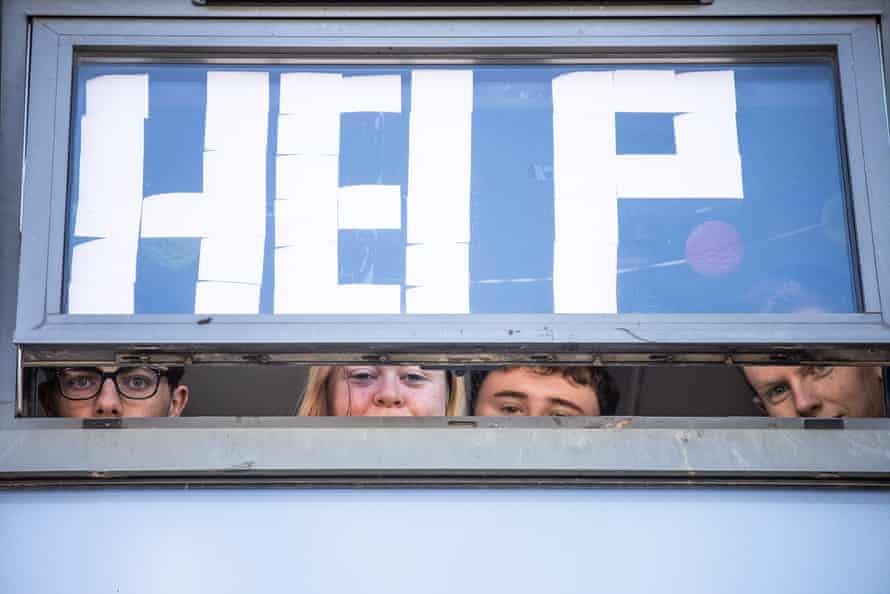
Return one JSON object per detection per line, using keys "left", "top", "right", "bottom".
{"left": 0, "top": 5, "right": 29, "bottom": 427}
{"left": 1, "top": 3, "right": 890, "bottom": 482}
{"left": 2, "top": 0, "right": 889, "bottom": 19}
{"left": 2, "top": 419, "right": 890, "bottom": 481}
{"left": 12, "top": 16, "right": 890, "bottom": 349}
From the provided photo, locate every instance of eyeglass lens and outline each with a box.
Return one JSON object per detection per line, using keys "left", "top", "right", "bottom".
{"left": 58, "top": 368, "right": 160, "bottom": 400}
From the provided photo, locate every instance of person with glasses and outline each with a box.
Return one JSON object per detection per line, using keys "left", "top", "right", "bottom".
{"left": 39, "top": 366, "right": 189, "bottom": 418}
{"left": 742, "top": 365, "right": 885, "bottom": 418}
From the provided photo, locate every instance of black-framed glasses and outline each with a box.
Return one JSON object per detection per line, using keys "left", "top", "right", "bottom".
{"left": 55, "top": 367, "right": 170, "bottom": 401}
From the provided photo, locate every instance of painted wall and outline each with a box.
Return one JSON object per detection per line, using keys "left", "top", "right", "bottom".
{"left": 2, "top": 488, "right": 888, "bottom": 594}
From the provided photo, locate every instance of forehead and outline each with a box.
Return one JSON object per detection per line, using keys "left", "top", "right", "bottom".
{"left": 338, "top": 365, "right": 438, "bottom": 373}
{"left": 65, "top": 366, "right": 154, "bottom": 373}
{"left": 743, "top": 365, "right": 868, "bottom": 388}
{"left": 59, "top": 366, "right": 119, "bottom": 372}
{"left": 481, "top": 368, "right": 595, "bottom": 397}
{"left": 333, "top": 365, "right": 446, "bottom": 380}
{"left": 743, "top": 365, "right": 801, "bottom": 386}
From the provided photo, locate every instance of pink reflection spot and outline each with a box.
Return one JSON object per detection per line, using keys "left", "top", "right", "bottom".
{"left": 685, "top": 220, "right": 744, "bottom": 277}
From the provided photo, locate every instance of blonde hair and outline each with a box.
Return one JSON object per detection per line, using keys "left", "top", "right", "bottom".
{"left": 297, "top": 365, "right": 467, "bottom": 416}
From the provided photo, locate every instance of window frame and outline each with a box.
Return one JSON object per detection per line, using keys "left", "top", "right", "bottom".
{"left": 11, "top": 15, "right": 890, "bottom": 355}
{"left": 1, "top": 0, "right": 890, "bottom": 485}
{"left": 2, "top": 415, "right": 890, "bottom": 484}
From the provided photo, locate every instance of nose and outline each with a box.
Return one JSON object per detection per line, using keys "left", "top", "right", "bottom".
{"left": 92, "top": 377, "right": 123, "bottom": 417}
{"left": 791, "top": 380, "right": 823, "bottom": 417}
{"left": 372, "top": 370, "right": 405, "bottom": 408}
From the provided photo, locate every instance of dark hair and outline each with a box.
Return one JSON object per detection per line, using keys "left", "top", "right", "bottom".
{"left": 471, "top": 366, "right": 619, "bottom": 415}
{"left": 164, "top": 367, "right": 185, "bottom": 388}
{"left": 736, "top": 366, "right": 756, "bottom": 393}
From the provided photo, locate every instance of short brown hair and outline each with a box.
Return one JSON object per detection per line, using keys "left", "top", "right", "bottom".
{"left": 471, "top": 366, "right": 619, "bottom": 415}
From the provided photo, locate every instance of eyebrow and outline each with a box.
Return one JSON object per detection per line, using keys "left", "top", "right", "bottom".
{"left": 547, "top": 397, "right": 585, "bottom": 414}
{"left": 492, "top": 391, "right": 528, "bottom": 401}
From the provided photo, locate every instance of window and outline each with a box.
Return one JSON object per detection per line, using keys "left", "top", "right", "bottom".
{"left": 65, "top": 60, "right": 857, "bottom": 316}
{"left": 16, "top": 16, "right": 890, "bottom": 354}
{"left": 2, "top": 3, "right": 890, "bottom": 481}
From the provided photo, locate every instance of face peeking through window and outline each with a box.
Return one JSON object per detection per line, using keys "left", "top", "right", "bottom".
{"left": 473, "top": 367, "right": 608, "bottom": 417}
{"left": 39, "top": 366, "right": 189, "bottom": 418}
{"left": 325, "top": 366, "right": 449, "bottom": 417}
{"left": 283, "top": 365, "right": 451, "bottom": 417}
{"left": 742, "top": 365, "right": 885, "bottom": 418}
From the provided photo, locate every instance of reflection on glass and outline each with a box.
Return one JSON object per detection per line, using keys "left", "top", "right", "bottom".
{"left": 65, "top": 62, "right": 857, "bottom": 314}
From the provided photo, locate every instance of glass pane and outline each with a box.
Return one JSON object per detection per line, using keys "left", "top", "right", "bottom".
{"left": 64, "top": 61, "right": 857, "bottom": 314}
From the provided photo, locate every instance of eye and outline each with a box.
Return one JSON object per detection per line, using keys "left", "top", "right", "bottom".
{"left": 764, "top": 384, "right": 790, "bottom": 402}
{"left": 500, "top": 404, "right": 523, "bottom": 415}
{"left": 119, "top": 369, "right": 157, "bottom": 391}
{"left": 126, "top": 376, "right": 150, "bottom": 390}
{"left": 61, "top": 372, "right": 98, "bottom": 391}
{"left": 347, "top": 370, "right": 377, "bottom": 384}
{"left": 811, "top": 365, "right": 833, "bottom": 379}
{"left": 401, "top": 372, "right": 429, "bottom": 384}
